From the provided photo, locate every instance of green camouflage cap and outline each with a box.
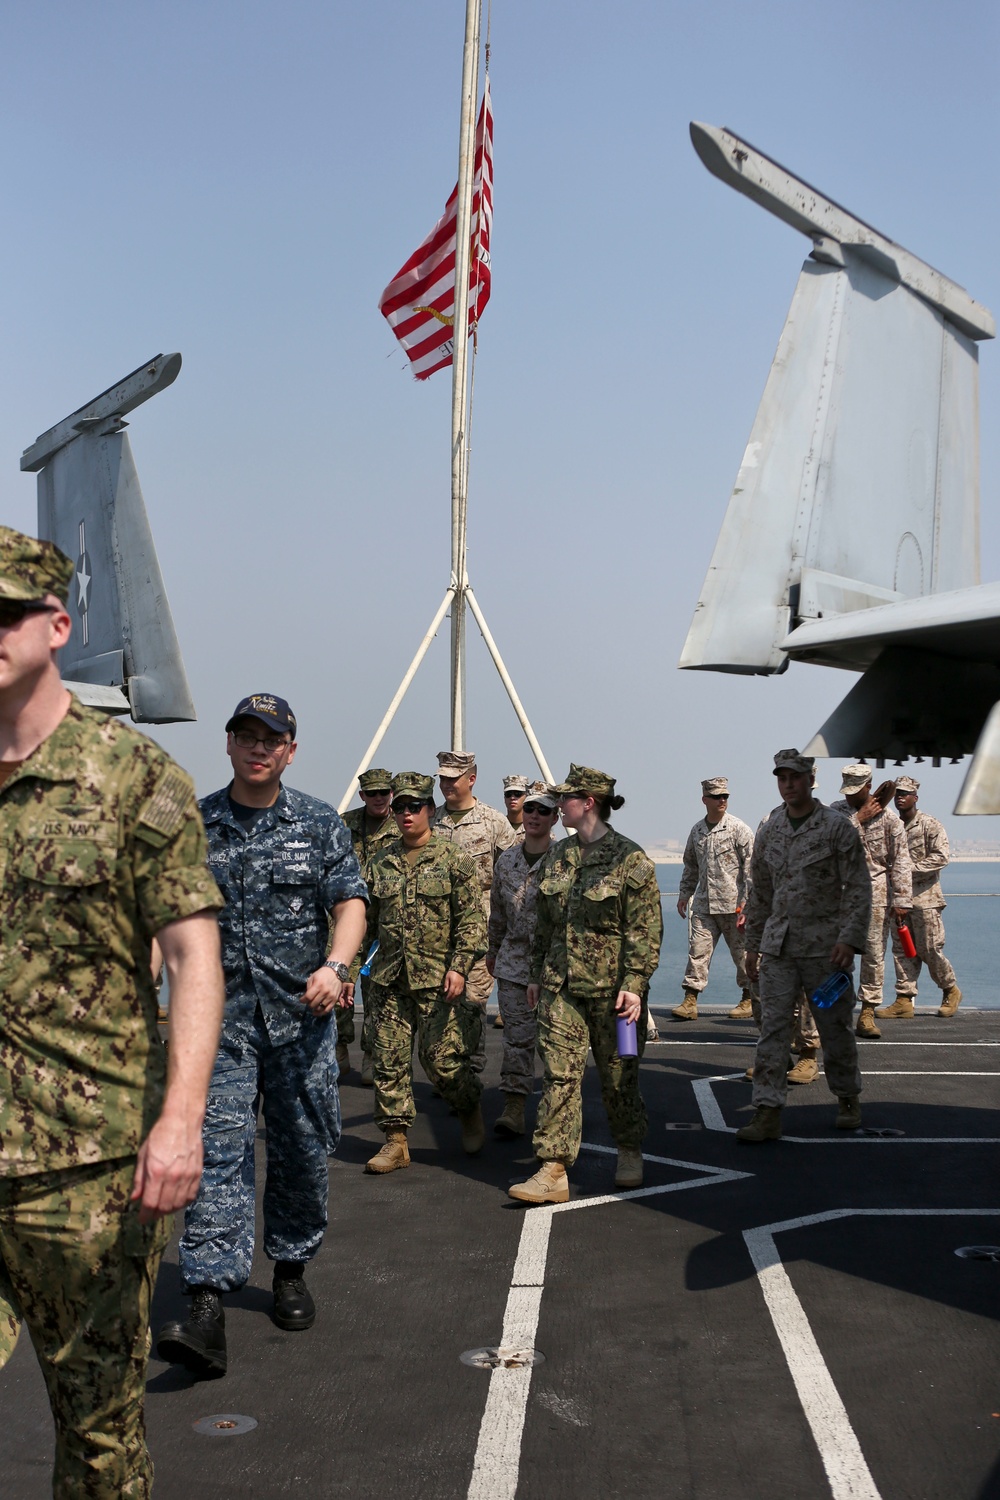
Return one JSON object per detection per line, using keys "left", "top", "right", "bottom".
{"left": 391, "top": 771, "right": 435, "bottom": 801}
{"left": 551, "top": 763, "right": 617, "bottom": 799}
{"left": 359, "top": 767, "right": 392, "bottom": 792}
{"left": 0, "top": 525, "right": 74, "bottom": 602}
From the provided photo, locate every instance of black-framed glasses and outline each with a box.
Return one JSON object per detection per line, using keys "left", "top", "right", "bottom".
{"left": 0, "top": 599, "right": 59, "bottom": 628}
{"left": 232, "top": 730, "right": 290, "bottom": 752}
{"left": 523, "top": 802, "right": 555, "bottom": 815}
{"left": 361, "top": 787, "right": 392, "bottom": 797}
{"left": 706, "top": 793, "right": 730, "bottom": 801}
{"left": 503, "top": 789, "right": 525, "bottom": 799}
{"left": 559, "top": 791, "right": 587, "bottom": 803}
{"left": 392, "top": 799, "right": 428, "bottom": 814}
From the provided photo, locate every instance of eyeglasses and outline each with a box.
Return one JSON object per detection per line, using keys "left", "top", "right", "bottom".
{"left": 392, "top": 799, "right": 428, "bottom": 814}
{"left": 361, "top": 788, "right": 392, "bottom": 797}
{"left": 503, "top": 790, "right": 525, "bottom": 800}
{"left": 559, "top": 791, "right": 588, "bottom": 803}
{"left": 523, "top": 802, "right": 555, "bottom": 815}
{"left": 231, "top": 731, "right": 290, "bottom": 752}
{"left": 706, "top": 794, "right": 729, "bottom": 801}
{"left": 0, "top": 600, "right": 59, "bottom": 628}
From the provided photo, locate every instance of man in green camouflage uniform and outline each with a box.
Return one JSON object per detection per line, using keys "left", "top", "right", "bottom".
{"left": 364, "top": 773, "right": 488, "bottom": 1174}
{"left": 0, "top": 527, "right": 225, "bottom": 1497}
{"left": 342, "top": 768, "right": 398, "bottom": 1081}
{"left": 510, "top": 765, "right": 662, "bottom": 1205}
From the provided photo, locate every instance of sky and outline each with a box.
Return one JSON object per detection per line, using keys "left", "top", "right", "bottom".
{"left": 2, "top": 0, "right": 998, "bottom": 846}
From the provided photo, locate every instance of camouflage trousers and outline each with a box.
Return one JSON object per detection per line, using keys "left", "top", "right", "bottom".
{"left": 858, "top": 904, "right": 892, "bottom": 1006}
{"left": 749, "top": 988, "right": 821, "bottom": 1052}
{"left": 178, "top": 1006, "right": 340, "bottom": 1292}
{"left": 367, "top": 983, "right": 483, "bottom": 1132}
{"left": 496, "top": 979, "right": 538, "bottom": 1096}
{"left": 891, "top": 909, "right": 957, "bottom": 998}
{"left": 336, "top": 992, "right": 374, "bottom": 1053}
{"left": 752, "top": 955, "right": 861, "bottom": 1108}
{"left": 682, "top": 911, "right": 748, "bottom": 993}
{"left": 534, "top": 988, "right": 648, "bottom": 1167}
{"left": 0, "top": 1157, "right": 170, "bottom": 1498}
{"left": 465, "top": 957, "right": 493, "bottom": 1075}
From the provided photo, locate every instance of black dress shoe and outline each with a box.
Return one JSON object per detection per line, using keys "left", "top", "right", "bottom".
{"left": 272, "top": 1262, "right": 316, "bottom": 1331}
{"left": 156, "top": 1287, "right": 227, "bottom": 1376}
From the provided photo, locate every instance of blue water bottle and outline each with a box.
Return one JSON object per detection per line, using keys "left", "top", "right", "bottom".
{"left": 359, "top": 940, "right": 379, "bottom": 978}
{"left": 810, "top": 971, "right": 852, "bottom": 1009}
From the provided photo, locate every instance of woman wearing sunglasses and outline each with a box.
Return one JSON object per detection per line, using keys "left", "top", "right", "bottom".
{"left": 509, "top": 765, "right": 663, "bottom": 1205}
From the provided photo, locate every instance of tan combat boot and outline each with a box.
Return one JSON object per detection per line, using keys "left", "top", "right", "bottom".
{"left": 360, "top": 1051, "right": 374, "bottom": 1087}
{"left": 365, "top": 1129, "right": 410, "bottom": 1174}
{"left": 459, "top": 1103, "right": 486, "bottom": 1155}
{"left": 493, "top": 1094, "right": 526, "bottom": 1139}
{"left": 938, "top": 985, "right": 963, "bottom": 1018}
{"left": 836, "top": 1096, "right": 862, "bottom": 1130}
{"left": 493, "top": 1011, "right": 505, "bottom": 1029}
{"left": 614, "top": 1148, "right": 644, "bottom": 1189}
{"left": 855, "top": 1004, "right": 881, "bottom": 1038}
{"left": 744, "top": 1063, "right": 755, "bottom": 1081}
{"left": 336, "top": 1041, "right": 351, "bottom": 1077}
{"left": 671, "top": 991, "right": 698, "bottom": 1022}
{"left": 787, "top": 1048, "right": 819, "bottom": 1086}
{"left": 645, "top": 1011, "right": 659, "bottom": 1042}
{"left": 728, "top": 991, "right": 754, "bottom": 1020}
{"left": 736, "top": 1105, "right": 782, "bottom": 1143}
{"left": 508, "top": 1161, "right": 570, "bottom": 1205}
{"left": 878, "top": 995, "right": 914, "bottom": 1019}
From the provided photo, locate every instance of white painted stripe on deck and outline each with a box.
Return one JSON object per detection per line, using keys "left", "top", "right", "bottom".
{"left": 745, "top": 1208, "right": 1000, "bottom": 1500}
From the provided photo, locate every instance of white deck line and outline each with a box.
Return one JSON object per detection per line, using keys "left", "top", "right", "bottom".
{"left": 745, "top": 1208, "right": 1000, "bottom": 1500}
{"left": 466, "top": 1150, "right": 751, "bottom": 1500}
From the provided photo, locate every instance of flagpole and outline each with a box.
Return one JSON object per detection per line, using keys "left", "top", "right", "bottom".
{"left": 449, "top": 0, "right": 482, "bottom": 752}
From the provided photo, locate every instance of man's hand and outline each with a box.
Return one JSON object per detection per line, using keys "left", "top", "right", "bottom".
{"left": 131, "top": 1114, "right": 204, "bottom": 1224}
{"left": 485, "top": 954, "right": 496, "bottom": 977}
{"left": 441, "top": 969, "right": 466, "bottom": 1001}
{"left": 526, "top": 983, "right": 540, "bottom": 1010}
{"left": 615, "top": 990, "right": 641, "bottom": 1022}
{"left": 736, "top": 909, "right": 746, "bottom": 932}
{"left": 301, "top": 965, "right": 343, "bottom": 1015}
{"left": 676, "top": 897, "right": 688, "bottom": 919}
{"left": 745, "top": 951, "right": 760, "bottom": 984}
{"left": 830, "top": 942, "right": 855, "bottom": 970}
{"left": 892, "top": 907, "right": 910, "bottom": 922}
{"left": 856, "top": 781, "right": 896, "bottom": 823}
{"left": 339, "top": 980, "right": 355, "bottom": 1007}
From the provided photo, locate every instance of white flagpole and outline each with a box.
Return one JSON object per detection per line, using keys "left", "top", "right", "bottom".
{"left": 449, "top": 0, "right": 482, "bottom": 752}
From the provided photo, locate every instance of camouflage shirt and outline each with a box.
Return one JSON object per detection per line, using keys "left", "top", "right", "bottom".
{"left": 0, "top": 698, "right": 223, "bottom": 1178}
{"left": 744, "top": 800, "right": 872, "bottom": 958}
{"left": 900, "top": 810, "right": 950, "bottom": 910}
{"left": 365, "top": 835, "right": 487, "bottom": 991}
{"left": 829, "top": 801, "right": 912, "bottom": 910}
{"left": 530, "top": 828, "right": 663, "bottom": 999}
{"left": 678, "top": 811, "right": 754, "bottom": 915}
{"left": 343, "top": 806, "right": 399, "bottom": 877}
{"left": 487, "top": 840, "right": 555, "bottom": 985}
{"left": 201, "top": 784, "right": 368, "bottom": 1048}
{"left": 431, "top": 799, "right": 517, "bottom": 915}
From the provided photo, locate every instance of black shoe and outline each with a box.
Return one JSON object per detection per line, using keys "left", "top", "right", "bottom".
{"left": 272, "top": 1262, "right": 316, "bottom": 1331}
{"left": 156, "top": 1286, "right": 227, "bottom": 1377}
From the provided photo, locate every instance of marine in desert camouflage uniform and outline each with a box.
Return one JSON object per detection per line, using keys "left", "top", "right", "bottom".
{"left": 673, "top": 776, "right": 753, "bottom": 1022}
{"left": 881, "top": 776, "right": 962, "bottom": 1019}
{"left": 510, "top": 766, "right": 662, "bottom": 1205}
{"left": 0, "top": 526, "right": 225, "bottom": 1498}
{"left": 342, "top": 768, "right": 398, "bottom": 1078}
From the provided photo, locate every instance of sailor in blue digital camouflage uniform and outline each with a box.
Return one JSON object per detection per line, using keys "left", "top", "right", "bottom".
{"left": 157, "top": 694, "right": 368, "bottom": 1377}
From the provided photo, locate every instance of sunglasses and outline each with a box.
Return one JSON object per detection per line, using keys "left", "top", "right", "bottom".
{"left": 523, "top": 802, "right": 555, "bottom": 815}
{"left": 392, "top": 799, "right": 428, "bottom": 814}
{"left": 706, "top": 794, "right": 729, "bottom": 801}
{"left": 0, "top": 600, "right": 59, "bottom": 628}
{"left": 503, "top": 789, "right": 525, "bottom": 799}
{"left": 362, "top": 788, "right": 392, "bottom": 796}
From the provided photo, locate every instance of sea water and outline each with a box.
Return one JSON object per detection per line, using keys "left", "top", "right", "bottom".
{"left": 649, "top": 862, "right": 1000, "bottom": 1011}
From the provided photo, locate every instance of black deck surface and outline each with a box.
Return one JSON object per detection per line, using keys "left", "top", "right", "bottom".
{"left": 4, "top": 1007, "right": 1000, "bottom": 1500}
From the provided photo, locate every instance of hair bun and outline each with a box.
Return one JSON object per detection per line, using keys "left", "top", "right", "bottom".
{"left": 609, "top": 794, "right": 625, "bottom": 811}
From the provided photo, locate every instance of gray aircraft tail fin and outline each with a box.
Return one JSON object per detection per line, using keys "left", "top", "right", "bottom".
{"left": 22, "top": 354, "right": 196, "bottom": 723}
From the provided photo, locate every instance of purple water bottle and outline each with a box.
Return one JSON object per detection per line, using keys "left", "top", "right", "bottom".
{"left": 616, "top": 1015, "right": 638, "bottom": 1057}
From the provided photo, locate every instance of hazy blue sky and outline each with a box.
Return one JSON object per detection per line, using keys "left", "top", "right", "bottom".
{"left": 2, "top": 1, "right": 997, "bottom": 845}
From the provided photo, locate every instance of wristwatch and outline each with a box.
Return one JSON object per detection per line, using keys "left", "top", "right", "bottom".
{"left": 324, "top": 960, "right": 351, "bottom": 982}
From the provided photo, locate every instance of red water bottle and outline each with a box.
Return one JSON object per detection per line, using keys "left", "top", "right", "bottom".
{"left": 896, "top": 920, "right": 917, "bottom": 959}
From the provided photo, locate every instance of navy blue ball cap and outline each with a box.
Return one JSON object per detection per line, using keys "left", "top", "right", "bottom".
{"left": 226, "top": 693, "right": 297, "bottom": 737}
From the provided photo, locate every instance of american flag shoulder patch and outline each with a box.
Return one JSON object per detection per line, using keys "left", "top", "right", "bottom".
{"left": 139, "top": 769, "right": 192, "bottom": 839}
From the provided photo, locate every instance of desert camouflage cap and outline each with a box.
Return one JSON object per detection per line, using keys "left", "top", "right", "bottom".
{"left": 702, "top": 776, "right": 729, "bottom": 796}
{"left": 895, "top": 774, "right": 920, "bottom": 793}
{"left": 773, "top": 748, "right": 815, "bottom": 776}
{"left": 551, "top": 763, "right": 617, "bottom": 799}
{"left": 392, "top": 771, "right": 435, "bottom": 801}
{"left": 359, "top": 767, "right": 392, "bottom": 792}
{"left": 437, "top": 750, "right": 476, "bottom": 774}
{"left": 839, "top": 762, "right": 873, "bottom": 794}
{"left": 0, "top": 525, "right": 74, "bottom": 603}
{"left": 523, "top": 781, "right": 558, "bottom": 810}
{"left": 503, "top": 774, "right": 528, "bottom": 793}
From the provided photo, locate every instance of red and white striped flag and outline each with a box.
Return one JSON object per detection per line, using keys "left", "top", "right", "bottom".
{"left": 379, "top": 80, "right": 493, "bottom": 380}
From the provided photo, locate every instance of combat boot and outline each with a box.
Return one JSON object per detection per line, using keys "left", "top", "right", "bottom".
{"left": 646, "top": 1011, "right": 659, "bottom": 1042}
{"left": 744, "top": 1063, "right": 755, "bottom": 1081}
{"left": 156, "top": 1287, "right": 227, "bottom": 1377}
{"left": 365, "top": 1129, "right": 410, "bottom": 1173}
{"left": 728, "top": 990, "right": 754, "bottom": 1020}
{"left": 272, "top": 1261, "right": 316, "bottom": 1331}
{"left": 671, "top": 991, "right": 698, "bottom": 1022}
{"left": 493, "top": 1011, "right": 505, "bottom": 1028}
{"left": 787, "top": 1048, "right": 819, "bottom": 1085}
{"left": 878, "top": 994, "right": 915, "bottom": 1018}
{"left": 336, "top": 1041, "right": 351, "bottom": 1077}
{"left": 494, "top": 1094, "right": 526, "bottom": 1138}
{"left": 736, "top": 1105, "right": 782, "bottom": 1143}
{"left": 360, "top": 1051, "right": 374, "bottom": 1087}
{"left": 855, "top": 1004, "right": 881, "bottom": 1038}
{"left": 459, "top": 1103, "right": 486, "bottom": 1155}
{"left": 508, "top": 1161, "right": 570, "bottom": 1205}
{"left": 614, "top": 1147, "right": 643, "bottom": 1189}
{"left": 836, "top": 1095, "right": 862, "bottom": 1129}
{"left": 938, "top": 985, "right": 963, "bottom": 1018}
